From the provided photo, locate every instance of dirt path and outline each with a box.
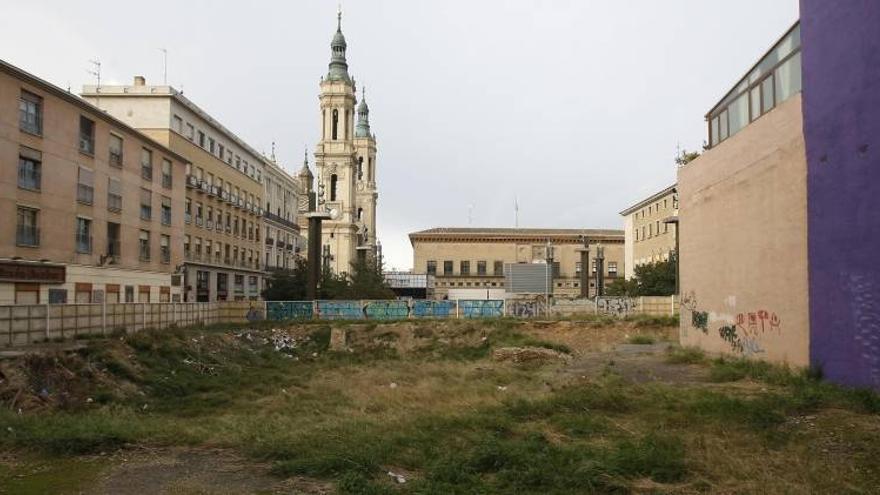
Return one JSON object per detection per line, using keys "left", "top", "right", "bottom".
{"left": 89, "top": 447, "right": 331, "bottom": 495}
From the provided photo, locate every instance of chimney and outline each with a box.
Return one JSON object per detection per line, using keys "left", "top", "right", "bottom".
{"left": 133, "top": 76, "right": 146, "bottom": 86}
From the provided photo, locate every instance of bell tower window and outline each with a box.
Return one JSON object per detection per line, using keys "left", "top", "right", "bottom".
{"left": 332, "top": 109, "right": 339, "bottom": 140}
{"left": 330, "top": 174, "right": 338, "bottom": 201}
{"left": 357, "top": 207, "right": 363, "bottom": 221}
{"left": 357, "top": 157, "right": 363, "bottom": 180}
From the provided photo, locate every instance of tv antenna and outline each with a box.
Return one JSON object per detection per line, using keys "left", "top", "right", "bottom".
{"left": 87, "top": 59, "right": 101, "bottom": 107}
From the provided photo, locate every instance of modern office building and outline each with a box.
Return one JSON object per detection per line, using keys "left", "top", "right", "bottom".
{"left": 0, "top": 60, "right": 188, "bottom": 304}
{"left": 314, "top": 11, "right": 380, "bottom": 274}
{"left": 82, "top": 78, "right": 275, "bottom": 301}
{"left": 620, "top": 184, "right": 678, "bottom": 279}
{"left": 409, "top": 228, "right": 625, "bottom": 300}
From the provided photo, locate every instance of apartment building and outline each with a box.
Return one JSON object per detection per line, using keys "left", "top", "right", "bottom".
{"left": 82, "top": 78, "right": 272, "bottom": 301}
{"left": 0, "top": 60, "right": 187, "bottom": 304}
{"left": 409, "top": 228, "right": 625, "bottom": 300}
{"left": 620, "top": 184, "right": 678, "bottom": 279}
{"left": 263, "top": 153, "right": 305, "bottom": 271}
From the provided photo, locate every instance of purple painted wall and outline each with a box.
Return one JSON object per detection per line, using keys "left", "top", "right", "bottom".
{"left": 801, "top": 1, "right": 880, "bottom": 389}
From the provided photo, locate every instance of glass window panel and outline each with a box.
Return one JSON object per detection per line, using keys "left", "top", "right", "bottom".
{"left": 762, "top": 75, "right": 775, "bottom": 113}
{"left": 711, "top": 116, "right": 720, "bottom": 146}
{"left": 719, "top": 110, "right": 729, "bottom": 140}
{"left": 728, "top": 94, "right": 749, "bottom": 136}
{"left": 775, "top": 52, "right": 802, "bottom": 103}
{"left": 750, "top": 87, "right": 761, "bottom": 121}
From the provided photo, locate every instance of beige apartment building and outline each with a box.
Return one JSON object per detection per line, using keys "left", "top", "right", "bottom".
{"left": 410, "top": 228, "right": 625, "bottom": 300}
{"left": 620, "top": 184, "right": 678, "bottom": 279}
{"left": 0, "top": 60, "right": 187, "bottom": 304}
{"left": 678, "top": 22, "right": 808, "bottom": 366}
{"left": 82, "top": 78, "right": 273, "bottom": 301}
{"left": 263, "top": 152, "right": 306, "bottom": 272}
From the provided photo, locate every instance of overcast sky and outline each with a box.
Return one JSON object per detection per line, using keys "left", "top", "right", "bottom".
{"left": 1, "top": 1, "right": 799, "bottom": 270}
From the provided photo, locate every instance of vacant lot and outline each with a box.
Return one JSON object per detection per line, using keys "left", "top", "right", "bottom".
{"left": 0, "top": 316, "right": 878, "bottom": 494}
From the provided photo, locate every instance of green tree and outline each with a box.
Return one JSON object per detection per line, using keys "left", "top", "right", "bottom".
{"left": 262, "top": 259, "right": 309, "bottom": 301}
{"left": 606, "top": 253, "right": 677, "bottom": 296}
{"left": 346, "top": 256, "right": 395, "bottom": 300}
{"left": 675, "top": 148, "right": 701, "bottom": 166}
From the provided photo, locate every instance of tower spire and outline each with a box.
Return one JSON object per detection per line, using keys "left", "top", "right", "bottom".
{"left": 327, "top": 6, "right": 351, "bottom": 82}
{"left": 355, "top": 84, "right": 372, "bottom": 138}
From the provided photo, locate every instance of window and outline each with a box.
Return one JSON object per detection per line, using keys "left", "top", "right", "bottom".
{"left": 235, "top": 155, "right": 241, "bottom": 170}
{"left": 198, "top": 131, "right": 206, "bottom": 148}
{"left": 208, "top": 137, "right": 215, "bottom": 154}
{"left": 18, "top": 147, "right": 41, "bottom": 191}
{"left": 125, "top": 285, "right": 135, "bottom": 303}
{"left": 185, "top": 198, "right": 192, "bottom": 223}
{"left": 186, "top": 123, "right": 195, "bottom": 140}
{"left": 477, "top": 261, "right": 487, "bottom": 275}
{"left": 218, "top": 143, "right": 225, "bottom": 159}
{"left": 609, "top": 262, "right": 618, "bottom": 275}
{"left": 172, "top": 114, "right": 183, "bottom": 133}
{"left": 79, "top": 116, "right": 95, "bottom": 154}
{"left": 141, "top": 148, "right": 153, "bottom": 181}
{"left": 444, "top": 260, "right": 453, "bottom": 275}
{"left": 140, "top": 188, "right": 152, "bottom": 221}
{"left": 460, "top": 261, "right": 470, "bottom": 276}
{"left": 15, "top": 284, "right": 40, "bottom": 304}
{"left": 576, "top": 261, "right": 583, "bottom": 274}
{"left": 19, "top": 90, "right": 42, "bottom": 135}
{"left": 332, "top": 109, "right": 339, "bottom": 140}
{"left": 357, "top": 157, "right": 364, "bottom": 180}
{"left": 161, "top": 196, "right": 172, "bottom": 226}
{"left": 108, "top": 177, "right": 122, "bottom": 212}
{"left": 160, "top": 234, "right": 170, "bottom": 263}
{"left": 77, "top": 166, "right": 94, "bottom": 205}
{"left": 107, "top": 222, "right": 120, "bottom": 256}
{"left": 357, "top": 207, "right": 363, "bottom": 221}
{"left": 16, "top": 206, "right": 39, "bottom": 246}
{"left": 139, "top": 230, "right": 151, "bottom": 261}
{"left": 105, "top": 137, "right": 124, "bottom": 173}
{"left": 426, "top": 260, "right": 437, "bottom": 275}
{"left": 161, "top": 159, "right": 172, "bottom": 188}
{"left": 48, "top": 289, "right": 67, "bottom": 304}
{"left": 75, "top": 217, "right": 92, "bottom": 253}
{"left": 494, "top": 261, "right": 504, "bottom": 276}
{"left": 196, "top": 202, "right": 204, "bottom": 226}
{"left": 330, "top": 174, "right": 338, "bottom": 201}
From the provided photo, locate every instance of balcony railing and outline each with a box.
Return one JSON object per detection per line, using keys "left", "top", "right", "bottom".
{"left": 264, "top": 211, "right": 300, "bottom": 231}
{"left": 18, "top": 166, "right": 41, "bottom": 191}
{"left": 109, "top": 151, "right": 123, "bottom": 168}
{"left": 75, "top": 233, "right": 92, "bottom": 254}
{"left": 16, "top": 225, "right": 39, "bottom": 247}
{"left": 77, "top": 184, "right": 94, "bottom": 205}
{"left": 186, "top": 175, "right": 199, "bottom": 188}
{"left": 108, "top": 193, "right": 122, "bottom": 212}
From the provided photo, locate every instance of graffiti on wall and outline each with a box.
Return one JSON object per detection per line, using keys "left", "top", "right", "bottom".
{"left": 508, "top": 300, "right": 542, "bottom": 318}
{"left": 412, "top": 300, "right": 456, "bottom": 318}
{"left": 266, "top": 301, "right": 314, "bottom": 320}
{"left": 317, "top": 301, "right": 364, "bottom": 320}
{"left": 363, "top": 300, "right": 411, "bottom": 320}
{"left": 680, "top": 291, "right": 780, "bottom": 356}
{"left": 597, "top": 297, "right": 638, "bottom": 317}
{"left": 459, "top": 300, "right": 504, "bottom": 318}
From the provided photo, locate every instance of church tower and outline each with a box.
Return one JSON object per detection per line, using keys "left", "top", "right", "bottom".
{"left": 354, "top": 87, "right": 378, "bottom": 255}
{"left": 314, "top": 9, "right": 378, "bottom": 274}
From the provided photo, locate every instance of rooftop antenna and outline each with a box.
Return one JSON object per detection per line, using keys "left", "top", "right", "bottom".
{"left": 514, "top": 195, "right": 520, "bottom": 228}
{"left": 159, "top": 48, "right": 168, "bottom": 85}
{"left": 87, "top": 59, "right": 101, "bottom": 108}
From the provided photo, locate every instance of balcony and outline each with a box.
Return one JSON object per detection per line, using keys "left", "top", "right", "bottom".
{"left": 209, "top": 185, "right": 220, "bottom": 197}
{"left": 265, "top": 237, "right": 274, "bottom": 246}
{"left": 186, "top": 175, "right": 199, "bottom": 188}
{"left": 18, "top": 166, "right": 41, "bottom": 191}
{"left": 77, "top": 184, "right": 94, "bottom": 205}
{"left": 199, "top": 182, "right": 210, "bottom": 194}
{"left": 16, "top": 225, "right": 39, "bottom": 247}
{"left": 195, "top": 217, "right": 203, "bottom": 227}
{"left": 264, "top": 211, "right": 300, "bottom": 232}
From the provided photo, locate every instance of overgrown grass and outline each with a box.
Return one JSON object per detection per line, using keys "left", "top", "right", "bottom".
{"left": 665, "top": 346, "right": 706, "bottom": 364}
{"left": 627, "top": 335, "right": 656, "bottom": 345}
{"left": 4, "top": 318, "right": 880, "bottom": 493}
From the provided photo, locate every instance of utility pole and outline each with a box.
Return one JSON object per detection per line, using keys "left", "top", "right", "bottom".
{"left": 595, "top": 244, "right": 606, "bottom": 297}
{"left": 306, "top": 172, "right": 331, "bottom": 300}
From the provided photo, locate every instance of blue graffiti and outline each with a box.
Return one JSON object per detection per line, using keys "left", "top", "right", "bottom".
{"left": 459, "top": 300, "right": 504, "bottom": 318}
{"left": 267, "top": 301, "right": 314, "bottom": 321}
{"left": 317, "top": 301, "right": 364, "bottom": 320}
{"left": 412, "top": 300, "right": 457, "bottom": 318}
{"left": 364, "top": 301, "right": 410, "bottom": 320}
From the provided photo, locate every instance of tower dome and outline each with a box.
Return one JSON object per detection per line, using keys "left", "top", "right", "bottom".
{"left": 355, "top": 86, "right": 372, "bottom": 138}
